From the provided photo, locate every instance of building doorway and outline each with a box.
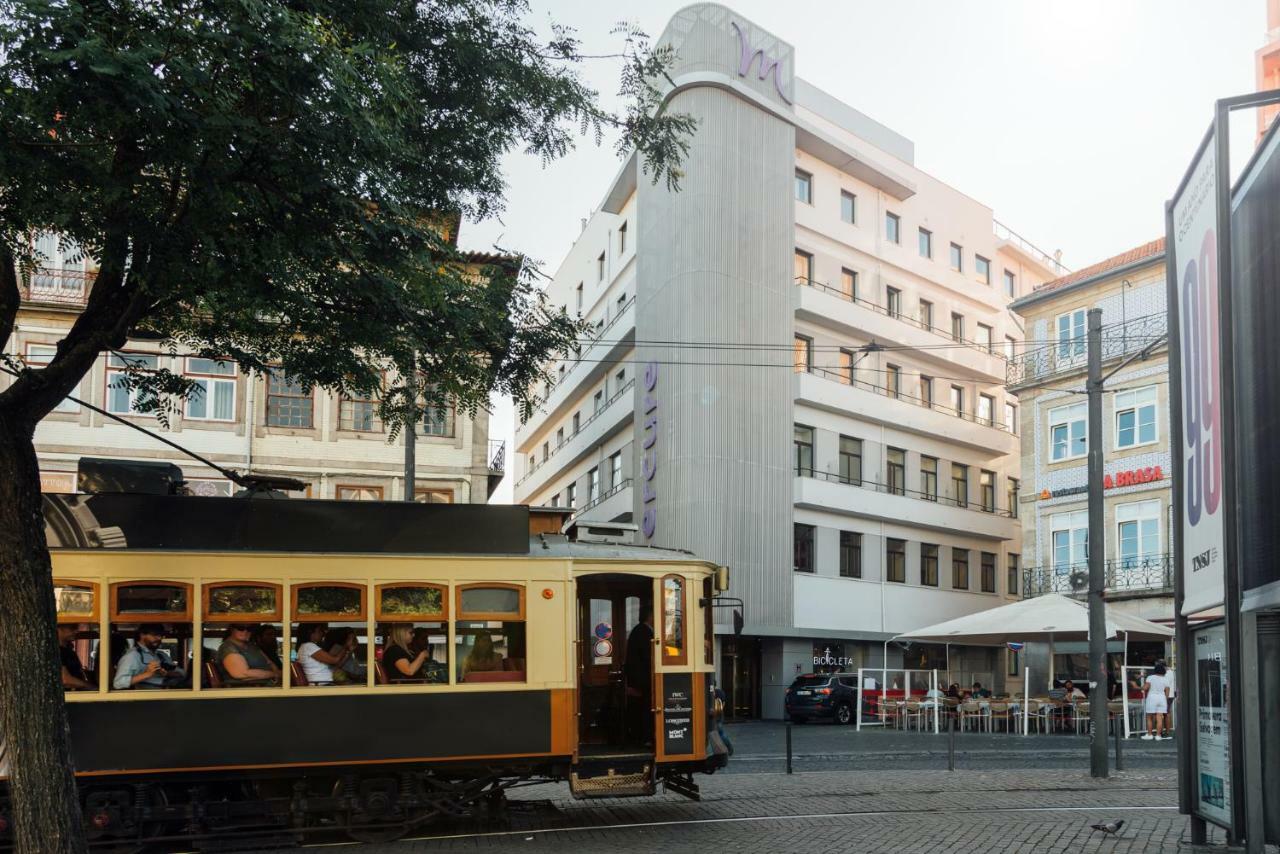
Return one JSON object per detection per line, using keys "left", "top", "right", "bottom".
{"left": 720, "top": 635, "right": 761, "bottom": 719}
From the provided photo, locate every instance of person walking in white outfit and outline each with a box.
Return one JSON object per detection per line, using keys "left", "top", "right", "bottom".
{"left": 1142, "top": 663, "right": 1172, "bottom": 740}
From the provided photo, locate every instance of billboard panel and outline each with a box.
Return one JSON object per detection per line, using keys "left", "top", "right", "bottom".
{"left": 1192, "top": 621, "right": 1232, "bottom": 830}
{"left": 1171, "top": 139, "right": 1226, "bottom": 615}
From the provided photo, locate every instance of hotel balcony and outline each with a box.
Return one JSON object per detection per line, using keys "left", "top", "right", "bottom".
{"left": 1022, "top": 555, "right": 1174, "bottom": 600}
{"left": 793, "top": 469, "right": 1016, "bottom": 542}
{"left": 794, "top": 278, "right": 1008, "bottom": 383}
{"left": 18, "top": 266, "right": 94, "bottom": 308}
{"left": 570, "top": 478, "right": 634, "bottom": 525}
{"left": 514, "top": 379, "right": 635, "bottom": 502}
{"left": 794, "top": 367, "right": 1018, "bottom": 458}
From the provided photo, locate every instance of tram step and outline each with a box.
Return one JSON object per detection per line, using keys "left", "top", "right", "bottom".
{"left": 568, "top": 762, "right": 655, "bottom": 799}
{"left": 194, "top": 831, "right": 300, "bottom": 851}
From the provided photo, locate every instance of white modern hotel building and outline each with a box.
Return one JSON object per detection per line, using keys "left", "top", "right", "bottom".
{"left": 513, "top": 3, "right": 1063, "bottom": 718}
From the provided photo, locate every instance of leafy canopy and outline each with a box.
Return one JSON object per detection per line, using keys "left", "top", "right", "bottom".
{"left": 0, "top": 0, "right": 695, "bottom": 427}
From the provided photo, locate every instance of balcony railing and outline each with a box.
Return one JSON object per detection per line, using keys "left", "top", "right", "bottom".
{"left": 795, "top": 276, "right": 1005, "bottom": 359}
{"left": 1022, "top": 554, "right": 1173, "bottom": 598}
{"left": 796, "top": 467, "right": 1017, "bottom": 519}
{"left": 1006, "top": 312, "right": 1167, "bottom": 388}
{"left": 518, "top": 379, "right": 635, "bottom": 487}
{"left": 487, "top": 440, "right": 506, "bottom": 473}
{"left": 571, "top": 478, "right": 633, "bottom": 521}
{"left": 807, "top": 365, "right": 1015, "bottom": 435}
{"left": 993, "top": 219, "right": 1069, "bottom": 277}
{"left": 19, "top": 266, "right": 94, "bottom": 306}
{"left": 542, "top": 295, "right": 636, "bottom": 406}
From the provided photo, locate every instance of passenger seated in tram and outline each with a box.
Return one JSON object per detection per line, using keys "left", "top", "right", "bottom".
{"left": 382, "top": 623, "right": 430, "bottom": 682}
{"left": 253, "top": 624, "right": 283, "bottom": 670}
{"left": 323, "top": 626, "right": 365, "bottom": 682}
{"left": 461, "top": 632, "right": 504, "bottom": 680}
{"left": 58, "top": 625, "right": 94, "bottom": 691}
{"left": 216, "top": 623, "right": 281, "bottom": 686}
{"left": 294, "top": 623, "right": 350, "bottom": 686}
{"left": 113, "top": 624, "right": 187, "bottom": 689}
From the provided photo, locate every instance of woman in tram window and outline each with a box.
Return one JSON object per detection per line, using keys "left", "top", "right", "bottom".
{"left": 462, "top": 632, "right": 504, "bottom": 680}
{"left": 383, "top": 624, "right": 429, "bottom": 682}
{"left": 296, "top": 623, "right": 349, "bottom": 686}
{"left": 324, "top": 626, "right": 365, "bottom": 682}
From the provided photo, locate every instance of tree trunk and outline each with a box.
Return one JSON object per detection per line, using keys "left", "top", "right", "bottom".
{"left": 0, "top": 411, "right": 86, "bottom": 852}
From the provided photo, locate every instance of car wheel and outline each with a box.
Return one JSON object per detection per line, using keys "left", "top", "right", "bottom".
{"left": 834, "top": 702, "right": 853, "bottom": 725}
{"left": 789, "top": 715, "right": 806, "bottom": 725}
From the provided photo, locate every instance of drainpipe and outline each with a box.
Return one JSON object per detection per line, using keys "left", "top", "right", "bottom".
{"left": 243, "top": 369, "right": 256, "bottom": 476}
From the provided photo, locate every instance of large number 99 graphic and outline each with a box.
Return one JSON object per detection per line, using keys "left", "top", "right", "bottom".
{"left": 1182, "top": 229, "right": 1222, "bottom": 527}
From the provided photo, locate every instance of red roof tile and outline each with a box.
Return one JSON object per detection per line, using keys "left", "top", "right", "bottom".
{"left": 1032, "top": 237, "right": 1165, "bottom": 295}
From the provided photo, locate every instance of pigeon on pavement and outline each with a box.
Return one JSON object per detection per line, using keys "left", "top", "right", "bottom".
{"left": 1090, "top": 819, "right": 1126, "bottom": 835}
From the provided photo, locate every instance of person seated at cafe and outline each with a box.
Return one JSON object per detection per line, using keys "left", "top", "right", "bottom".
{"left": 945, "top": 683, "right": 963, "bottom": 700}
{"left": 217, "top": 623, "right": 280, "bottom": 686}
{"left": 294, "top": 623, "right": 348, "bottom": 685}
{"left": 58, "top": 625, "right": 94, "bottom": 691}
{"left": 462, "top": 632, "right": 504, "bottom": 680}
{"left": 252, "top": 624, "right": 283, "bottom": 670}
{"left": 970, "top": 681, "right": 991, "bottom": 699}
{"left": 1063, "top": 679, "right": 1086, "bottom": 700}
{"left": 323, "top": 626, "right": 365, "bottom": 682}
{"left": 383, "top": 623, "right": 429, "bottom": 681}
{"left": 113, "top": 624, "right": 186, "bottom": 689}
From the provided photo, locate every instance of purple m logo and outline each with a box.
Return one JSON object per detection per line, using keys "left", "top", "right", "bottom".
{"left": 730, "top": 21, "right": 792, "bottom": 105}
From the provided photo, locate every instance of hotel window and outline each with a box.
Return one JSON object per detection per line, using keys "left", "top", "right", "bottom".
{"left": 567, "top": 482, "right": 577, "bottom": 508}
{"left": 1115, "top": 385, "right": 1159, "bottom": 448}
{"left": 528, "top": 454, "right": 536, "bottom": 471}
{"left": 1007, "top": 553, "right": 1020, "bottom": 595}
{"left": 886, "top": 286, "right": 902, "bottom": 318}
{"left": 615, "top": 368, "right": 626, "bottom": 388}
{"left": 839, "top": 435, "right": 862, "bottom": 485}
{"left": 794, "top": 334, "right": 812, "bottom": 373}
{"left": 423, "top": 395, "right": 455, "bottom": 437}
{"left": 1003, "top": 269, "right": 1016, "bottom": 298}
{"left": 415, "top": 488, "right": 453, "bottom": 504}
{"left": 950, "top": 384, "right": 965, "bottom": 416}
{"left": 920, "top": 376, "right": 933, "bottom": 408}
{"left": 952, "top": 549, "right": 970, "bottom": 590}
{"left": 106, "top": 353, "right": 159, "bottom": 416}
{"left": 978, "top": 393, "right": 994, "bottom": 425}
{"left": 980, "top": 552, "right": 997, "bottom": 592}
{"left": 1051, "top": 510, "right": 1089, "bottom": 573}
{"left": 1007, "top": 477, "right": 1020, "bottom": 519}
{"left": 572, "top": 412, "right": 580, "bottom": 435}
{"left": 918, "top": 227, "right": 932, "bottom": 258}
{"left": 25, "top": 344, "right": 78, "bottom": 412}
{"left": 950, "top": 312, "right": 965, "bottom": 342}
{"left": 885, "top": 212, "right": 900, "bottom": 244}
{"left": 265, "top": 370, "right": 313, "bottom": 428}
{"left": 1056, "top": 309, "right": 1087, "bottom": 359}
{"left": 794, "top": 249, "right": 813, "bottom": 285}
{"left": 557, "top": 364, "right": 566, "bottom": 383}
{"left": 949, "top": 242, "right": 963, "bottom": 272}
{"left": 1116, "top": 500, "right": 1161, "bottom": 568}
{"left": 839, "top": 531, "right": 862, "bottom": 578}
{"left": 610, "top": 451, "right": 623, "bottom": 488}
{"left": 919, "top": 299, "right": 934, "bottom": 329}
{"left": 979, "top": 469, "right": 996, "bottom": 512}
{"left": 541, "top": 441, "right": 549, "bottom": 462}
{"left": 1004, "top": 402, "right": 1017, "bottom": 434}
{"left": 977, "top": 323, "right": 993, "bottom": 353}
{"left": 588, "top": 467, "right": 600, "bottom": 503}
{"left": 575, "top": 283, "right": 583, "bottom": 313}
{"left": 840, "top": 190, "right": 856, "bottom": 224}
{"left": 337, "top": 485, "right": 383, "bottom": 501}
{"left": 618, "top": 221, "right": 627, "bottom": 254}
{"left": 1004, "top": 335, "right": 1017, "bottom": 361}
{"left": 1049, "top": 402, "right": 1087, "bottom": 460}
{"left": 886, "top": 447, "right": 906, "bottom": 496}
{"left": 885, "top": 364, "right": 900, "bottom": 399}
{"left": 795, "top": 169, "right": 812, "bottom": 204}
{"left": 339, "top": 391, "right": 382, "bottom": 432}
{"left": 921, "top": 544, "right": 939, "bottom": 586}
{"left": 975, "top": 255, "right": 991, "bottom": 285}
{"left": 794, "top": 524, "right": 815, "bottom": 573}
{"left": 840, "top": 267, "right": 857, "bottom": 298}
{"left": 556, "top": 427, "right": 565, "bottom": 448}
{"left": 886, "top": 538, "right": 906, "bottom": 583}
{"left": 838, "top": 348, "right": 855, "bottom": 384}
{"left": 920, "top": 456, "right": 938, "bottom": 500}
{"left": 597, "top": 252, "right": 605, "bottom": 282}
{"left": 593, "top": 389, "right": 604, "bottom": 413}
{"left": 794, "top": 425, "right": 814, "bottom": 475}
{"left": 952, "top": 463, "right": 969, "bottom": 508}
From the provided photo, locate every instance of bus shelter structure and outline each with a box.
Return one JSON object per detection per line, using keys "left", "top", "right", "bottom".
{"left": 862, "top": 594, "right": 1172, "bottom": 735}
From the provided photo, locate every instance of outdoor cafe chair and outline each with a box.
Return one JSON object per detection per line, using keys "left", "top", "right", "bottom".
{"left": 1021, "top": 700, "right": 1042, "bottom": 734}
{"left": 959, "top": 701, "right": 986, "bottom": 733}
{"left": 989, "top": 702, "right": 1012, "bottom": 733}
{"left": 1073, "top": 702, "right": 1090, "bottom": 735}
{"left": 903, "top": 700, "right": 925, "bottom": 730}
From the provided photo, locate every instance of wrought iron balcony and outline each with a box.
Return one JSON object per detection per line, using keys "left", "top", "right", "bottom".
{"left": 1021, "top": 553, "right": 1173, "bottom": 598}
{"left": 18, "top": 266, "right": 94, "bottom": 307}
{"left": 487, "top": 439, "right": 506, "bottom": 473}
{"left": 1006, "top": 312, "right": 1167, "bottom": 389}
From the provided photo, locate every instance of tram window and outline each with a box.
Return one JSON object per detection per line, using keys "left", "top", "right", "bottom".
{"left": 704, "top": 577, "right": 714, "bottom": 666}
{"left": 204, "top": 582, "right": 281, "bottom": 621}
{"left": 112, "top": 582, "right": 189, "bottom": 618}
{"left": 292, "top": 583, "right": 366, "bottom": 622}
{"left": 291, "top": 622, "right": 368, "bottom": 686}
{"left": 455, "top": 621, "right": 525, "bottom": 683}
{"left": 109, "top": 623, "right": 192, "bottom": 691}
{"left": 58, "top": 623, "right": 99, "bottom": 692}
{"left": 54, "top": 580, "right": 98, "bottom": 624}
{"left": 458, "top": 586, "right": 521, "bottom": 616}
{"left": 661, "top": 575, "right": 687, "bottom": 665}
{"left": 203, "top": 622, "right": 283, "bottom": 688}
{"left": 376, "top": 622, "right": 448, "bottom": 684}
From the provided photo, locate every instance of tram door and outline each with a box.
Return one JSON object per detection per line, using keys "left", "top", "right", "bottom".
{"left": 576, "top": 576, "right": 649, "bottom": 753}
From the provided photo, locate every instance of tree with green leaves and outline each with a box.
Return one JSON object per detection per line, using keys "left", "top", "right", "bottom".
{"left": 0, "top": 1, "right": 693, "bottom": 849}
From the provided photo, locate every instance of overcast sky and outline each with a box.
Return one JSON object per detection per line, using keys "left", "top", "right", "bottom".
{"left": 473, "top": 1, "right": 1266, "bottom": 504}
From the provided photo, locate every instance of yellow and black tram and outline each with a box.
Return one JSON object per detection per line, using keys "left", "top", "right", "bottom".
{"left": 1, "top": 483, "right": 730, "bottom": 847}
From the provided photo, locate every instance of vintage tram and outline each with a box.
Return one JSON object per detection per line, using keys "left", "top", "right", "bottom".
{"left": 0, "top": 485, "right": 730, "bottom": 847}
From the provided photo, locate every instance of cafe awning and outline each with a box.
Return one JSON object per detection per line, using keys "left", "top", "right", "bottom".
{"left": 892, "top": 593, "right": 1173, "bottom": 646}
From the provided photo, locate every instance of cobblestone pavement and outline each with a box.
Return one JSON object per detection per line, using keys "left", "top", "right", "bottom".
{"left": 312, "top": 768, "right": 1258, "bottom": 854}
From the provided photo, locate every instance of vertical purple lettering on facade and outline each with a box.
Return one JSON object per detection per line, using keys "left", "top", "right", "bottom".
{"left": 641, "top": 361, "right": 659, "bottom": 540}
{"left": 730, "top": 22, "right": 792, "bottom": 105}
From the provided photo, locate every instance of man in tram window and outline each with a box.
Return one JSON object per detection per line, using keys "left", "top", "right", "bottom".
{"left": 113, "top": 624, "right": 186, "bottom": 689}
{"left": 58, "top": 625, "right": 93, "bottom": 691}
{"left": 624, "top": 605, "right": 654, "bottom": 745}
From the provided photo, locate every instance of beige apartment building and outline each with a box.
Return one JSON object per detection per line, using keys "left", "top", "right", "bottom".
{"left": 4, "top": 237, "right": 504, "bottom": 502}
{"left": 1006, "top": 238, "right": 1171, "bottom": 680}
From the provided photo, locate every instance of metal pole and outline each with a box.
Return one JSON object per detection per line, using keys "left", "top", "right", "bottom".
{"left": 1086, "top": 307, "right": 1109, "bottom": 779}
{"left": 948, "top": 712, "right": 956, "bottom": 771}
{"left": 1114, "top": 700, "right": 1124, "bottom": 771}
{"left": 785, "top": 723, "right": 793, "bottom": 774}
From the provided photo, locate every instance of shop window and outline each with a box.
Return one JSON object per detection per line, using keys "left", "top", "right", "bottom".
{"left": 455, "top": 584, "right": 526, "bottom": 683}
{"left": 661, "top": 574, "right": 687, "bottom": 665}
{"left": 108, "top": 582, "right": 193, "bottom": 691}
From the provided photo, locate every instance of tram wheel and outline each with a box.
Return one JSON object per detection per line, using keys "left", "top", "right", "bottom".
{"left": 333, "top": 777, "right": 409, "bottom": 844}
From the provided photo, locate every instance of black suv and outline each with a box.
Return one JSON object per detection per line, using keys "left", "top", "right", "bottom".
{"left": 784, "top": 673, "right": 861, "bottom": 725}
